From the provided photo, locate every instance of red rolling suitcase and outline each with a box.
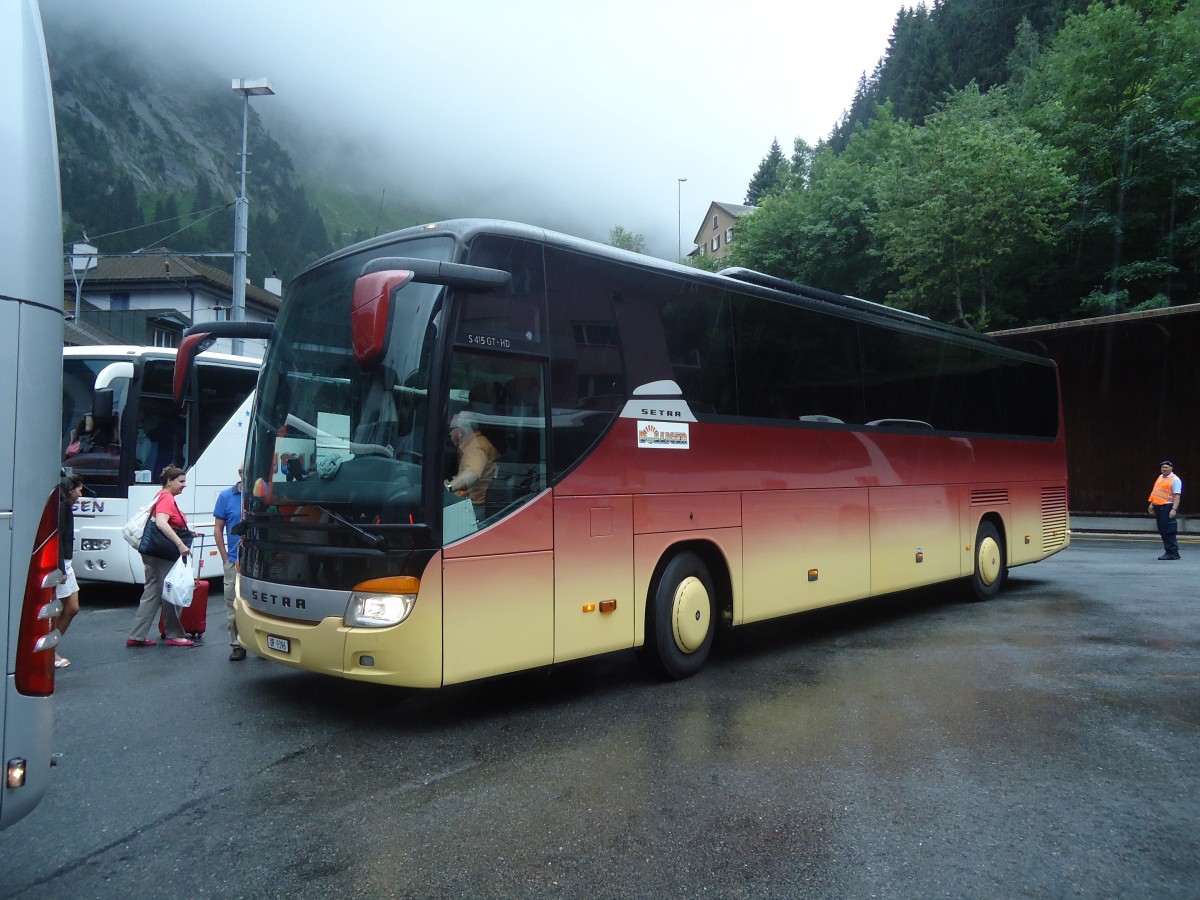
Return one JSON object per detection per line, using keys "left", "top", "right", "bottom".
{"left": 159, "top": 579, "right": 209, "bottom": 640}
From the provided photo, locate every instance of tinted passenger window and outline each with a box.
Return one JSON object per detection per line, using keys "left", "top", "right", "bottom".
{"left": 997, "top": 358, "right": 1059, "bottom": 437}
{"left": 860, "top": 326, "right": 1059, "bottom": 437}
{"left": 733, "top": 297, "right": 863, "bottom": 424}
{"left": 659, "top": 284, "right": 735, "bottom": 416}
{"left": 460, "top": 236, "right": 547, "bottom": 352}
{"left": 543, "top": 248, "right": 623, "bottom": 480}
{"left": 860, "top": 326, "right": 943, "bottom": 428}
{"left": 196, "top": 363, "right": 257, "bottom": 457}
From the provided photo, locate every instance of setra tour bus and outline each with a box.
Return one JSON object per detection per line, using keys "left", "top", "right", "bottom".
{"left": 179, "top": 219, "right": 1070, "bottom": 688}
{"left": 61, "top": 346, "right": 260, "bottom": 585}
{"left": 1, "top": 0, "right": 63, "bottom": 829}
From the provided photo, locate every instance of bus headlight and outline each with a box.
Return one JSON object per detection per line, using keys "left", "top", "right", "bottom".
{"left": 345, "top": 576, "right": 420, "bottom": 628}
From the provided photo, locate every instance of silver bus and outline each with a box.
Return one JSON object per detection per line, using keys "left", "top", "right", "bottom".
{"left": 0, "top": 0, "right": 65, "bottom": 829}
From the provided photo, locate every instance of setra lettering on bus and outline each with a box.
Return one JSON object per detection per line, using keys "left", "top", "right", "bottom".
{"left": 641, "top": 408, "right": 683, "bottom": 418}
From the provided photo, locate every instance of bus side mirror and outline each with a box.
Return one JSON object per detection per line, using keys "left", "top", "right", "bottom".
{"left": 173, "top": 321, "right": 275, "bottom": 404}
{"left": 351, "top": 270, "right": 414, "bottom": 371}
{"left": 92, "top": 360, "right": 133, "bottom": 419}
{"left": 92, "top": 388, "right": 114, "bottom": 421}
{"left": 173, "top": 331, "right": 216, "bottom": 406}
{"left": 351, "top": 257, "right": 512, "bottom": 371}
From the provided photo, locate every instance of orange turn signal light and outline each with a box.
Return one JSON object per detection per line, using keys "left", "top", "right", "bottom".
{"left": 599, "top": 599, "right": 617, "bottom": 614}
{"left": 352, "top": 575, "right": 420, "bottom": 594}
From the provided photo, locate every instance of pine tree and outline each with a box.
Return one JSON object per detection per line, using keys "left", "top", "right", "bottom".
{"left": 746, "top": 139, "right": 786, "bottom": 205}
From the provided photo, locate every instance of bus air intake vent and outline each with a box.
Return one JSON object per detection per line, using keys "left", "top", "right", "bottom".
{"left": 971, "top": 488, "right": 1009, "bottom": 506}
{"left": 1041, "top": 487, "right": 1069, "bottom": 552}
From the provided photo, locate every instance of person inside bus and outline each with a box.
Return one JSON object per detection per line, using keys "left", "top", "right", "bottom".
{"left": 445, "top": 411, "right": 499, "bottom": 512}
{"left": 136, "top": 400, "right": 184, "bottom": 475}
{"left": 54, "top": 474, "right": 85, "bottom": 669}
{"left": 65, "top": 414, "right": 117, "bottom": 464}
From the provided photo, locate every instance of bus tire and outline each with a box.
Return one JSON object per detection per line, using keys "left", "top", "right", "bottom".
{"left": 643, "top": 551, "right": 715, "bottom": 680}
{"left": 970, "top": 520, "right": 1006, "bottom": 602}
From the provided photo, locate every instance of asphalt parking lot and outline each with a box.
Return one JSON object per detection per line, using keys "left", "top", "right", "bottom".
{"left": 2, "top": 534, "right": 1197, "bottom": 898}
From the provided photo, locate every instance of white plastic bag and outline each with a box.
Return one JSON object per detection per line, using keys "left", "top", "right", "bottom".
{"left": 121, "top": 500, "right": 155, "bottom": 549}
{"left": 162, "top": 555, "right": 195, "bottom": 608}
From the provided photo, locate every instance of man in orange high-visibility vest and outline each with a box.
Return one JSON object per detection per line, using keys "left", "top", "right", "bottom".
{"left": 1147, "top": 460, "right": 1183, "bottom": 560}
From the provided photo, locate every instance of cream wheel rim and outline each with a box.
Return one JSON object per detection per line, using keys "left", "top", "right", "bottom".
{"left": 672, "top": 576, "right": 711, "bottom": 654}
{"left": 978, "top": 535, "right": 1002, "bottom": 586}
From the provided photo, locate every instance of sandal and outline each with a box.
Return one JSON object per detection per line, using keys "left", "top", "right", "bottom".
{"left": 55, "top": 655, "right": 70, "bottom": 668}
{"left": 126, "top": 638, "right": 157, "bottom": 647}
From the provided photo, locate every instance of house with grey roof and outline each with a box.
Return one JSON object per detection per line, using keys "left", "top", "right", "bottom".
{"left": 690, "top": 201, "right": 756, "bottom": 264}
{"left": 64, "top": 249, "right": 281, "bottom": 357}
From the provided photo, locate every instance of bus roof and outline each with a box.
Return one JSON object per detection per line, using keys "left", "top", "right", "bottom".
{"left": 63, "top": 345, "right": 261, "bottom": 368}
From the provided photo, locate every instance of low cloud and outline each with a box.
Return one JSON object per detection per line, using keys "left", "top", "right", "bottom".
{"left": 41, "top": 0, "right": 899, "bottom": 258}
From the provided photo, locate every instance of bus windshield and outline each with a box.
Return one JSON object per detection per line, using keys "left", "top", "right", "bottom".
{"left": 62, "top": 356, "right": 129, "bottom": 491}
{"left": 246, "top": 236, "right": 454, "bottom": 533}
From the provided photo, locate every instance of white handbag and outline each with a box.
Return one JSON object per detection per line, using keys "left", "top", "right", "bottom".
{"left": 120, "top": 496, "right": 158, "bottom": 548}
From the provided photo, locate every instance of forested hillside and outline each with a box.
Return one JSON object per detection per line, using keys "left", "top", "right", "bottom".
{"left": 44, "top": 25, "right": 438, "bottom": 287}
{"left": 732, "top": 0, "right": 1200, "bottom": 329}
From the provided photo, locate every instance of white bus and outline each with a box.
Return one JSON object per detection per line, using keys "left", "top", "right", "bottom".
{"left": 61, "top": 347, "right": 260, "bottom": 585}
{"left": 1, "top": 0, "right": 63, "bottom": 829}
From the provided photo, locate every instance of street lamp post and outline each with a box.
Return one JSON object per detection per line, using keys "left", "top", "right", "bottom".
{"left": 230, "top": 77, "right": 274, "bottom": 356}
{"left": 677, "top": 177, "right": 687, "bottom": 262}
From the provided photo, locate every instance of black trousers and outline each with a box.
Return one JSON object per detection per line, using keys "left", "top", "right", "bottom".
{"left": 1153, "top": 504, "right": 1179, "bottom": 554}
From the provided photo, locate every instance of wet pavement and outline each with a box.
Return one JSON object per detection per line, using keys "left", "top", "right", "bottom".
{"left": 2, "top": 536, "right": 1196, "bottom": 898}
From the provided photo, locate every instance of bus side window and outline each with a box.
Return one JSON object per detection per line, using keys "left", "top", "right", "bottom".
{"left": 194, "top": 363, "right": 258, "bottom": 460}
{"left": 443, "top": 351, "right": 547, "bottom": 530}
{"left": 543, "top": 247, "right": 623, "bottom": 480}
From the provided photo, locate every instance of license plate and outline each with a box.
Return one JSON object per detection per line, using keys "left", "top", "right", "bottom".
{"left": 267, "top": 635, "right": 290, "bottom": 654}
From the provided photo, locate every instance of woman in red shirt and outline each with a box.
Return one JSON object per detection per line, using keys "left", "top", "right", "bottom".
{"left": 127, "top": 466, "right": 195, "bottom": 647}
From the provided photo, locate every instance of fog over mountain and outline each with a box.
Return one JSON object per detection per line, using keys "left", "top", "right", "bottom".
{"left": 41, "top": 0, "right": 900, "bottom": 258}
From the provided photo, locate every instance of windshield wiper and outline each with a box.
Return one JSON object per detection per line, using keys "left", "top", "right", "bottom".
{"left": 317, "top": 505, "right": 385, "bottom": 549}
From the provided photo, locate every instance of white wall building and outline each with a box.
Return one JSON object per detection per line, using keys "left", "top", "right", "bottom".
{"left": 64, "top": 249, "right": 281, "bottom": 358}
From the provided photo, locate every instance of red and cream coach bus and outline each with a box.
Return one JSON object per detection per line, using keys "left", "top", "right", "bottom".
{"left": 182, "top": 219, "right": 1069, "bottom": 688}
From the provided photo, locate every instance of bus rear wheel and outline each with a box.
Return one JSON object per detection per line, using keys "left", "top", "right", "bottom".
{"left": 642, "top": 551, "right": 715, "bottom": 680}
{"left": 970, "top": 520, "right": 1006, "bottom": 601}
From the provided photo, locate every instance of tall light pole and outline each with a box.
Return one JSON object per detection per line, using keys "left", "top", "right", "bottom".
{"left": 677, "top": 177, "right": 687, "bottom": 262}
{"left": 230, "top": 77, "right": 274, "bottom": 356}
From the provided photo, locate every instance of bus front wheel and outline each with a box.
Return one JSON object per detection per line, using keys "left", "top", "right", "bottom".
{"left": 970, "top": 520, "right": 1006, "bottom": 601}
{"left": 642, "top": 551, "right": 715, "bottom": 680}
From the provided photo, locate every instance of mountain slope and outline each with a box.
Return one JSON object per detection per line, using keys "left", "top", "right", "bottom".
{"left": 44, "top": 24, "right": 435, "bottom": 285}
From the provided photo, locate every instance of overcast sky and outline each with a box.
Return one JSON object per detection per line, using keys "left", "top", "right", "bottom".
{"left": 44, "top": 0, "right": 903, "bottom": 259}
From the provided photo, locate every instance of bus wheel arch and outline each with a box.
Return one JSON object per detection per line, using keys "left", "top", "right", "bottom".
{"left": 640, "top": 543, "right": 727, "bottom": 680}
{"left": 970, "top": 515, "right": 1007, "bottom": 601}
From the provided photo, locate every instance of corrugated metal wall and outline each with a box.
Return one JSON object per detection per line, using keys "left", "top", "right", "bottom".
{"left": 994, "top": 305, "right": 1199, "bottom": 515}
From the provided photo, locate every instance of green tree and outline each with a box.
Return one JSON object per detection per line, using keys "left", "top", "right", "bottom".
{"left": 1015, "top": 1, "right": 1200, "bottom": 312}
{"left": 730, "top": 109, "right": 908, "bottom": 299}
{"left": 789, "top": 138, "right": 814, "bottom": 187}
{"left": 871, "top": 85, "right": 1074, "bottom": 329}
{"left": 876, "top": 5, "right": 950, "bottom": 124}
{"left": 608, "top": 225, "right": 646, "bottom": 253}
{"left": 745, "top": 138, "right": 786, "bottom": 205}
{"left": 193, "top": 176, "right": 214, "bottom": 217}
{"left": 152, "top": 194, "right": 180, "bottom": 230}
{"left": 1005, "top": 17, "right": 1041, "bottom": 86}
